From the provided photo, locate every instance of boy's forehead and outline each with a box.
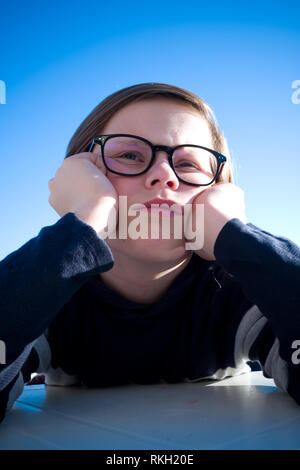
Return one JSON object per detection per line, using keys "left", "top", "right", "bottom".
{"left": 102, "top": 99, "right": 213, "bottom": 147}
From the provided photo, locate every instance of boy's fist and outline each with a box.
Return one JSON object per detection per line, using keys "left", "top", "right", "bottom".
{"left": 48, "top": 152, "right": 118, "bottom": 238}
{"left": 187, "top": 182, "right": 247, "bottom": 260}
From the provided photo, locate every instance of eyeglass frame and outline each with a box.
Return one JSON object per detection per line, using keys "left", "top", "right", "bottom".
{"left": 87, "top": 133, "right": 227, "bottom": 187}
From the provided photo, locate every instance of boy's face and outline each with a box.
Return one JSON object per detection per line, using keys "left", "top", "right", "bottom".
{"left": 92, "top": 98, "right": 215, "bottom": 262}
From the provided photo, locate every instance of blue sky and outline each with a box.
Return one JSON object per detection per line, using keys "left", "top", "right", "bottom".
{"left": 0, "top": 0, "right": 299, "bottom": 260}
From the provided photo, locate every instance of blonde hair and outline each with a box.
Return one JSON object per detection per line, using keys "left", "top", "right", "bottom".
{"left": 65, "top": 82, "right": 233, "bottom": 183}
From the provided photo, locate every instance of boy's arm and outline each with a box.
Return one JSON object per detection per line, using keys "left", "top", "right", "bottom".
{"left": 213, "top": 218, "right": 300, "bottom": 404}
{"left": 0, "top": 212, "right": 114, "bottom": 422}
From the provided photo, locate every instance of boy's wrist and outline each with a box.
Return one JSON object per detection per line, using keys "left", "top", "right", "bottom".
{"left": 193, "top": 212, "right": 235, "bottom": 260}
{"left": 75, "top": 201, "right": 117, "bottom": 238}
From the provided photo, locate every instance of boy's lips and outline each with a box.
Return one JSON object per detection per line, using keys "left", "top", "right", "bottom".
{"left": 141, "top": 198, "right": 183, "bottom": 215}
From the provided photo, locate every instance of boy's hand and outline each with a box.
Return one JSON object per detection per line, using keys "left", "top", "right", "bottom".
{"left": 187, "top": 182, "right": 247, "bottom": 261}
{"left": 48, "top": 152, "right": 118, "bottom": 238}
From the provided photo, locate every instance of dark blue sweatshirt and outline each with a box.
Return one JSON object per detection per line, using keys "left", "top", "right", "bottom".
{"left": 1, "top": 212, "right": 300, "bottom": 422}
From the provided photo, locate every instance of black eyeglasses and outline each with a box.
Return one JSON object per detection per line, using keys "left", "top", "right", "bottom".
{"left": 87, "top": 134, "right": 227, "bottom": 187}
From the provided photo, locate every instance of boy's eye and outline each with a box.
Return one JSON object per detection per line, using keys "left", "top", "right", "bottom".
{"left": 110, "top": 151, "right": 146, "bottom": 165}
{"left": 121, "top": 153, "right": 139, "bottom": 160}
{"left": 175, "top": 161, "right": 201, "bottom": 170}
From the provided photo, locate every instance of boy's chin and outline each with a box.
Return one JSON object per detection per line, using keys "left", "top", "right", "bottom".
{"left": 106, "top": 236, "right": 188, "bottom": 261}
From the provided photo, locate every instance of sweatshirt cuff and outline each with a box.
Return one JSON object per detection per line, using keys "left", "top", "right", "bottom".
{"left": 213, "top": 218, "right": 250, "bottom": 269}
{"left": 59, "top": 212, "right": 114, "bottom": 273}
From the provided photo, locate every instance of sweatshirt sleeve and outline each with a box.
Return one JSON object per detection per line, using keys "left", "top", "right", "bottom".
{"left": 213, "top": 218, "right": 300, "bottom": 404}
{"left": 0, "top": 212, "right": 114, "bottom": 421}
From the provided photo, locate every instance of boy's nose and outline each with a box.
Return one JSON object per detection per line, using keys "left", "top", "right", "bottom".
{"left": 144, "top": 151, "right": 179, "bottom": 189}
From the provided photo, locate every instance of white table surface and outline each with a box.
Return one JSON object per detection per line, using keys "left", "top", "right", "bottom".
{"left": 0, "top": 371, "right": 300, "bottom": 450}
